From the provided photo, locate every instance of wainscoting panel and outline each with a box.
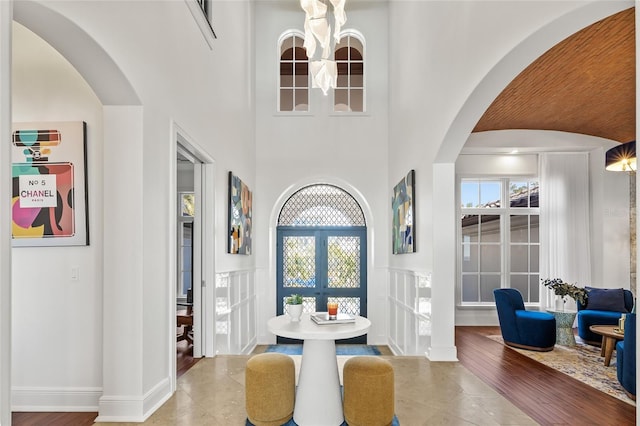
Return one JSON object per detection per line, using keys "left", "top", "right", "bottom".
{"left": 215, "top": 270, "right": 257, "bottom": 355}
{"left": 388, "top": 269, "right": 431, "bottom": 356}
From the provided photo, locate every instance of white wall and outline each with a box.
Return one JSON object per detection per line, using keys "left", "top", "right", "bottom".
{"left": 10, "top": 0, "right": 256, "bottom": 419}
{"left": 11, "top": 22, "right": 104, "bottom": 410}
{"left": 253, "top": 1, "right": 390, "bottom": 345}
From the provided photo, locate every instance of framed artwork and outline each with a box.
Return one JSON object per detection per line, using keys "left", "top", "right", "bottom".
{"left": 228, "top": 171, "right": 252, "bottom": 255}
{"left": 11, "top": 121, "right": 89, "bottom": 247}
{"left": 392, "top": 169, "right": 415, "bottom": 254}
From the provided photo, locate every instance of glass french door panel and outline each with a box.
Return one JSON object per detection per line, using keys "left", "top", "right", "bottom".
{"left": 530, "top": 274, "right": 540, "bottom": 302}
{"left": 282, "top": 296, "right": 317, "bottom": 314}
{"left": 462, "top": 274, "right": 479, "bottom": 302}
{"left": 283, "top": 235, "right": 316, "bottom": 288}
{"left": 480, "top": 215, "right": 500, "bottom": 242}
{"left": 461, "top": 244, "right": 478, "bottom": 272}
{"left": 461, "top": 215, "right": 479, "bottom": 241}
{"left": 480, "top": 275, "right": 500, "bottom": 302}
{"left": 480, "top": 244, "right": 501, "bottom": 272}
{"left": 530, "top": 245, "right": 539, "bottom": 272}
{"left": 328, "top": 296, "right": 360, "bottom": 316}
{"left": 530, "top": 216, "right": 540, "bottom": 243}
{"left": 510, "top": 274, "right": 529, "bottom": 301}
{"left": 510, "top": 215, "right": 529, "bottom": 243}
{"left": 328, "top": 236, "right": 361, "bottom": 288}
{"left": 510, "top": 245, "right": 528, "bottom": 272}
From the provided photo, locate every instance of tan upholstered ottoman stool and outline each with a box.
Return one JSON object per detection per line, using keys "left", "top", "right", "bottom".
{"left": 245, "top": 353, "right": 295, "bottom": 426}
{"left": 343, "top": 356, "right": 394, "bottom": 426}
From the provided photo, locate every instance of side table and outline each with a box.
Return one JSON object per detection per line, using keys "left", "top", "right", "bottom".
{"left": 589, "top": 325, "right": 624, "bottom": 366}
{"left": 546, "top": 310, "right": 577, "bottom": 346}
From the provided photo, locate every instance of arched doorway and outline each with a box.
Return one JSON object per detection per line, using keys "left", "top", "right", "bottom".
{"left": 276, "top": 184, "right": 367, "bottom": 343}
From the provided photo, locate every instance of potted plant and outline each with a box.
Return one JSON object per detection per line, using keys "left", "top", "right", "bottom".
{"left": 286, "top": 294, "right": 303, "bottom": 321}
{"left": 542, "top": 278, "right": 587, "bottom": 311}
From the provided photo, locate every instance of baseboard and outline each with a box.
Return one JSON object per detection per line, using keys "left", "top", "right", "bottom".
{"left": 95, "top": 377, "right": 171, "bottom": 422}
{"left": 12, "top": 386, "right": 102, "bottom": 412}
{"left": 427, "top": 345, "right": 458, "bottom": 361}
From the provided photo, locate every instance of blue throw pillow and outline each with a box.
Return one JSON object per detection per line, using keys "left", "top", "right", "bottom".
{"left": 585, "top": 287, "right": 628, "bottom": 312}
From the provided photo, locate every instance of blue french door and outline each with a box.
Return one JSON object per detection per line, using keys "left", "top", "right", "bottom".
{"left": 276, "top": 226, "right": 367, "bottom": 343}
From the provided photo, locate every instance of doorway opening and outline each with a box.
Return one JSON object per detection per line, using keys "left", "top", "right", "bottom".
{"left": 172, "top": 130, "right": 216, "bottom": 389}
{"left": 176, "top": 151, "right": 198, "bottom": 376}
{"left": 276, "top": 184, "right": 367, "bottom": 343}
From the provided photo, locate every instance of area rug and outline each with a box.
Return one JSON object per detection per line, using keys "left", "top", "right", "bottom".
{"left": 265, "top": 344, "right": 381, "bottom": 356}
{"left": 488, "top": 335, "right": 635, "bottom": 406}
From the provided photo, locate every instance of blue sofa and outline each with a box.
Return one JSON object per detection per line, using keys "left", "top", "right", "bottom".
{"left": 616, "top": 313, "right": 636, "bottom": 400}
{"left": 576, "top": 288, "right": 634, "bottom": 343}
{"left": 493, "top": 288, "right": 556, "bottom": 351}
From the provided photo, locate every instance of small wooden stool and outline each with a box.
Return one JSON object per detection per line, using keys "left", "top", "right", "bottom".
{"left": 245, "top": 353, "right": 295, "bottom": 426}
{"left": 343, "top": 356, "right": 395, "bottom": 426}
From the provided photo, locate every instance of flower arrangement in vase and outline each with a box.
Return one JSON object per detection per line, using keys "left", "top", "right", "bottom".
{"left": 286, "top": 294, "right": 303, "bottom": 321}
{"left": 541, "top": 278, "right": 587, "bottom": 311}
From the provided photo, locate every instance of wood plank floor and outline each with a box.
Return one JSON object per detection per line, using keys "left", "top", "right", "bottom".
{"left": 12, "top": 327, "right": 636, "bottom": 425}
{"left": 456, "top": 326, "right": 636, "bottom": 425}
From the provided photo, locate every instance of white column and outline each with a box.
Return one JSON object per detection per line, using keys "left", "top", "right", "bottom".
{"left": 429, "top": 163, "right": 458, "bottom": 361}
{"left": 0, "top": 2, "right": 12, "bottom": 425}
{"left": 97, "top": 106, "right": 145, "bottom": 421}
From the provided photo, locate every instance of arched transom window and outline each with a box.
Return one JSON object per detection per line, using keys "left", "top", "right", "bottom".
{"left": 334, "top": 32, "right": 364, "bottom": 112}
{"left": 279, "top": 32, "right": 309, "bottom": 112}
{"left": 278, "top": 184, "right": 365, "bottom": 227}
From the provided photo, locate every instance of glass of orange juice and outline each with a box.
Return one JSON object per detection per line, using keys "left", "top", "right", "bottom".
{"left": 327, "top": 302, "right": 338, "bottom": 319}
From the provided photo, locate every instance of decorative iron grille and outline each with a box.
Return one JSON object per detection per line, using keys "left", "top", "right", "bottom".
{"left": 278, "top": 184, "right": 365, "bottom": 226}
{"left": 283, "top": 297, "right": 316, "bottom": 314}
{"left": 283, "top": 236, "right": 316, "bottom": 288}
{"left": 328, "top": 236, "right": 360, "bottom": 288}
{"left": 327, "top": 296, "right": 360, "bottom": 316}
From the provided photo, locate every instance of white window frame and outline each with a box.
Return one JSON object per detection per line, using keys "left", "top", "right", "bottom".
{"left": 333, "top": 30, "right": 366, "bottom": 114}
{"left": 185, "top": 0, "right": 216, "bottom": 50}
{"left": 178, "top": 192, "right": 195, "bottom": 300}
{"left": 277, "top": 30, "right": 310, "bottom": 113}
{"left": 458, "top": 177, "right": 540, "bottom": 306}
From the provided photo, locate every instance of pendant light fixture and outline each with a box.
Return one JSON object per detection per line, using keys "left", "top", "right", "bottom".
{"left": 300, "top": 0, "right": 347, "bottom": 95}
{"left": 605, "top": 141, "right": 636, "bottom": 172}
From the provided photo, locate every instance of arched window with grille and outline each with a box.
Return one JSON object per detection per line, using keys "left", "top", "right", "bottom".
{"left": 276, "top": 184, "right": 368, "bottom": 343}
{"left": 279, "top": 32, "right": 309, "bottom": 112}
{"left": 334, "top": 32, "right": 365, "bottom": 113}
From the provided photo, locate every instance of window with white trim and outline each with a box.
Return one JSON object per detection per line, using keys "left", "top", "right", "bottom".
{"left": 334, "top": 33, "right": 364, "bottom": 112}
{"left": 178, "top": 192, "right": 194, "bottom": 299}
{"left": 459, "top": 178, "right": 540, "bottom": 304}
{"left": 279, "top": 32, "right": 309, "bottom": 112}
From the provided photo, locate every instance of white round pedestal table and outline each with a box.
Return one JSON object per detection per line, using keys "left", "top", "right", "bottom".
{"left": 267, "top": 314, "right": 371, "bottom": 426}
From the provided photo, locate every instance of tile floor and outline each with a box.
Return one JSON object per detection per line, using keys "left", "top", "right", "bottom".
{"left": 98, "top": 348, "right": 536, "bottom": 426}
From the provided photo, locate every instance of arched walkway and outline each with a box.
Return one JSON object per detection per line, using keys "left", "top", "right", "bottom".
{"left": 429, "top": 1, "right": 633, "bottom": 362}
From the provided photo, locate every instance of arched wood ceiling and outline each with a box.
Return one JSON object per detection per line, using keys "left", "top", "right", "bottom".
{"left": 474, "top": 7, "right": 635, "bottom": 144}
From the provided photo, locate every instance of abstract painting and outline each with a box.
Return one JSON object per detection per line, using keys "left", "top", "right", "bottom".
{"left": 11, "top": 121, "right": 89, "bottom": 246}
{"left": 392, "top": 169, "right": 415, "bottom": 254}
{"left": 228, "top": 171, "right": 252, "bottom": 254}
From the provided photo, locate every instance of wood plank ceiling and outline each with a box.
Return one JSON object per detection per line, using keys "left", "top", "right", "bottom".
{"left": 473, "top": 7, "right": 635, "bottom": 144}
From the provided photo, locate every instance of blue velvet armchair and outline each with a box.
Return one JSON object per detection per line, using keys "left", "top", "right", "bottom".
{"left": 616, "top": 313, "right": 636, "bottom": 400}
{"left": 493, "top": 288, "right": 556, "bottom": 351}
{"left": 576, "top": 288, "right": 634, "bottom": 343}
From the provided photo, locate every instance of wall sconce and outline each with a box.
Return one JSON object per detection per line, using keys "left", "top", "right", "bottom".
{"left": 605, "top": 141, "right": 636, "bottom": 171}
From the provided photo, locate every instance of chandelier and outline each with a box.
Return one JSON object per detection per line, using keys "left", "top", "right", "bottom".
{"left": 300, "top": 0, "right": 347, "bottom": 95}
